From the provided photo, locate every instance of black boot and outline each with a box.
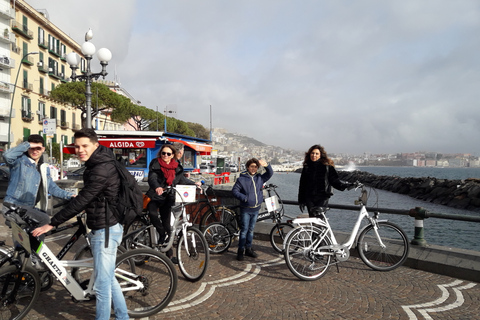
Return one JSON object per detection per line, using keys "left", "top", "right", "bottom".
{"left": 237, "top": 248, "right": 244, "bottom": 261}
{"left": 245, "top": 247, "right": 258, "bottom": 258}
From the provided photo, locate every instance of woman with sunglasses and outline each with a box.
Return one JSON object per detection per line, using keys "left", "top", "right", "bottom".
{"left": 145, "top": 144, "right": 200, "bottom": 261}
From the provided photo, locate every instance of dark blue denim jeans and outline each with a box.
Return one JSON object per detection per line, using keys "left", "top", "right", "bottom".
{"left": 238, "top": 207, "right": 259, "bottom": 250}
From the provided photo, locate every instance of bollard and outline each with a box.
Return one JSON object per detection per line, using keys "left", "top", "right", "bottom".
{"left": 409, "top": 207, "right": 428, "bottom": 246}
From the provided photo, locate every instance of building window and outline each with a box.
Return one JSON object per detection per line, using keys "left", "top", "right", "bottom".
{"left": 60, "top": 43, "right": 66, "bottom": 59}
{"left": 60, "top": 109, "right": 66, "bottom": 127}
{"left": 38, "top": 101, "right": 45, "bottom": 122}
{"left": 23, "top": 128, "right": 31, "bottom": 142}
{"left": 21, "top": 96, "right": 31, "bottom": 119}
{"left": 39, "top": 77, "right": 44, "bottom": 95}
{"left": 72, "top": 113, "right": 76, "bottom": 128}
{"left": 23, "top": 70, "right": 28, "bottom": 89}
{"left": 50, "top": 106, "right": 57, "bottom": 119}
{"left": 48, "top": 57, "right": 59, "bottom": 75}
{"left": 38, "top": 27, "right": 46, "bottom": 47}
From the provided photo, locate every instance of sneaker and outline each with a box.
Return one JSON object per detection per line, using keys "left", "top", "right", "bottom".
{"left": 237, "top": 248, "right": 244, "bottom": 261}
{"left": 245, "top": 248, "right": 258, "bottom": 258}
{"left": 170, "top": 257, "right": 179, "bottom": 265}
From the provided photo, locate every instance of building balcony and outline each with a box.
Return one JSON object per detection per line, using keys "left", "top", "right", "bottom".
{"left": 0, "top": 31, "right": 16, "bottom": 44}
{"left": 60, "top": 121, "right": 69, "bottom": 129}
{"left": 0, "top": 81, "right": 12, "bottom": 94}
{"left": 11, "top": 44, "right": 20, "bottom": 54}
{"left": 0, "top": 8, "right": 15, "bottom": 20}
{"left": 39, "top": 87, "right": 47, "bottom": 97}
{"left": 21, "top": 110, "right": 34, "bottom": 122}
{"left": 11, "top": 20, "right": 34, "bottom": 40}
{"left": 23, "top": 82, "right": 33, "bottom": 92}
{"left": 21, "top": 55, "right": 34, "bottom": 66}
{"left": 48, "top": 70, "right": 64, "bottom": 81}
{"left": 38, "top": 39, "right": 48, "bottom": 49}
{"left": 0, "top": 56, "right": 15, "bottom": 69}
{"left": 37, "top": 61, "right": 48, "bottom": 73}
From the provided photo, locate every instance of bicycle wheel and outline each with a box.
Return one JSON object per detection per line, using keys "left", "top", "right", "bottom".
{"left": 116, "top": 248, "right": 177, "bottom": 317}
{"left": 357, "top": 221, "right": 409, "bottom": 271}
{"left": 176, "top": 227, "right": 209, "bottom": 282}
{"left": 203, "top": 222, "right": 232, "bottom": 254}
{"left": 0, "top": 265, "right": 41, "bottom": 320}
{"left": 284, "top": 226, "right": 332, "bottom": 281}
{"left": 200, "top": 206, "right": 236, "bottom": 231}
{"left": 269, "top": 222, "right": 294, "bottom": 253}
{"left": 124, "top": 227, "right": 155, "bottom": 265}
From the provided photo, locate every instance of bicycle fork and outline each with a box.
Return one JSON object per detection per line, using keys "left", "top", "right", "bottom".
{"left": 367, "top": 216, "right": 387, "bottom": 250}
{"left": 181, "top": 223, "right": 196, "bottom": 257}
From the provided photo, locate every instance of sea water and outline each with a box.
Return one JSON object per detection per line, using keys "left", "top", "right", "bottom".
{"left": 268, "top": 167, "right": 479, "bottom": 252}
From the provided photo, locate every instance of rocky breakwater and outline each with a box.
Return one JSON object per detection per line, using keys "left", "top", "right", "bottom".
{"left": 337, "top": 170, "right": 480, "bottom": 212}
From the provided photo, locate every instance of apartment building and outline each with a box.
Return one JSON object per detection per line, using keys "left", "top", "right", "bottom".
{"left": 1, "top": 0, "right": 86, "bottom": 150}
{"left": 0, "top": 0, "right": 15, "bottom": 149}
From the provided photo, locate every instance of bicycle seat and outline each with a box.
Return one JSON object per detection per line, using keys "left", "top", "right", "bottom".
{"left": 311, "top": 207, "right": 328, "bottom": 218}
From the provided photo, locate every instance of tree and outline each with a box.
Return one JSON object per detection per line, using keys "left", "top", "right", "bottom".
{"left": 50, "top": 82, "right": 125, "bottom": 128}
{"left": 110, "top": 97, "right": 157, "bottom": 131}
{"left": 186, "top": 122, "right": 210, "bottom": 139}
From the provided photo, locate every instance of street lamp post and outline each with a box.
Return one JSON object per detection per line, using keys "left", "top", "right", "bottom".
{"left": 7, "top": 51, "right": 39, "bottom": 148}
{"left": 164, "top": 106, "right": 176, "bottom": 133}
{"left": 66, "top": 30, "right": 112, "bottom": 129}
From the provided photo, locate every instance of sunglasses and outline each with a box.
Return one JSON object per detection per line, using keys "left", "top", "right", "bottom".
{"left": 29, "top": 147, "right": 43, "bottom": 151}
{"left": 161, "top": 152, "right": 172, "bottom": 156}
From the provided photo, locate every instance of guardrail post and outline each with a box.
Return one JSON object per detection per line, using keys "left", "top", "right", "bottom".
{"left": 409, "top": 207, "right": 428, "bottom": 246}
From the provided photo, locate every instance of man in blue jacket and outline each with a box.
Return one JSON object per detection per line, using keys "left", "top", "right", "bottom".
{"left": 2, "top": 134, "right": 74, "bottom": 223}
{"left": 232, "top": 158, "right": 273, "bottom": 261}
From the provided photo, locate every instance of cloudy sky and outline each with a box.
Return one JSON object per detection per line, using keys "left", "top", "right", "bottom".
{"left": 25, "top": 0, "right": 480, "bottom": 155}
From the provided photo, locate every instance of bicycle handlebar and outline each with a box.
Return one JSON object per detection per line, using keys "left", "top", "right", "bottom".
{"left": 3, "top": 206, "right": 40, "bottom": 230}
{"left": 264, "top": 184, "right": 278, "bottom": 190}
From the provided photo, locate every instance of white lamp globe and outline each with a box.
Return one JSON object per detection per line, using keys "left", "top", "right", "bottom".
{"left": 97, "top": 48, "right": 112, "bottom": 62}
{"left": 66, "top": 52, "right": 80, "bottom": 66}
{"left": 81, "top": 41, "right": 96, "bottom": 56}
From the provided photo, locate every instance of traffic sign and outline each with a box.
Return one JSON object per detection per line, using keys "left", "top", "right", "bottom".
{"left": 42, "top": 118, "right": 56, "bottom": 135}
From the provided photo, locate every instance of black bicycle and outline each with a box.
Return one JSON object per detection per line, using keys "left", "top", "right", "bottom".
{"left": 203, "top": 184, "right": 295, "bottom": 254}
{"left": 187, "top": 183, "right": 237, "bottom": 232}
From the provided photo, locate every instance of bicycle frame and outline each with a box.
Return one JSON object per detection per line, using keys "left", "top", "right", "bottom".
{"left": 128, "top": 187, "right": 196, "bottom": 257}
{"left": 288, "top": 201, "right": 388, "bottom": 256}
{"left": 10, "top": 220, "right": 145, "bottom": 302}
{"left": 189, "top": 185, "right": 218, "bottom": 224}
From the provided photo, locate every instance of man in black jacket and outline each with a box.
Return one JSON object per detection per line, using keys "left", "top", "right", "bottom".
{"left": 33, "top": 128, "right": 128, "bottom": 320}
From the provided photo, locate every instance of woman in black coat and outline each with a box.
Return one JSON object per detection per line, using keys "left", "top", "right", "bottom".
{"left": 298, "top": 144, "right": 352, "bottom": 217}
{"left": 146, "top": 144, "right": 199, "bottom": 258}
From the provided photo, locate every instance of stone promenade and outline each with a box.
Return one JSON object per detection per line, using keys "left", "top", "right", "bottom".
{"left": 8, "top": 234, "right": 480, "bottom": 320}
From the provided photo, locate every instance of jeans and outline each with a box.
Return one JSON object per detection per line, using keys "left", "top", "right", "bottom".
{"left": 89, "top": 223, "right": 129, "bottom": 320}
{"left": 238, "top": 207, "right": 259, "bottom": 250}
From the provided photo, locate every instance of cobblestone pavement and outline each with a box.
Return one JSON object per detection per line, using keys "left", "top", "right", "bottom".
{"left": 1, "top": 220, "right": 479, "bottom": 320}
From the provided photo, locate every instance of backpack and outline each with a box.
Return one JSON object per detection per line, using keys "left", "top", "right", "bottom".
{"left": 107, "top": 160, "right": 144, "bottom": 226}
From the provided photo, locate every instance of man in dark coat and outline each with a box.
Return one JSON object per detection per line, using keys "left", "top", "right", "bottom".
{"left": 33, "top": 128, "right": 129, "bottom": 320}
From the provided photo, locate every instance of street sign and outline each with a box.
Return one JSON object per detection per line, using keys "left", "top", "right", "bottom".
{"left": 42, "top": 118, "right": 56, "bottom": 135}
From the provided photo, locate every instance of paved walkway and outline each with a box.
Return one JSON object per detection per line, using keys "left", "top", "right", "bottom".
{"left": 0, "top": 215, "right": 479, "bottom": 320}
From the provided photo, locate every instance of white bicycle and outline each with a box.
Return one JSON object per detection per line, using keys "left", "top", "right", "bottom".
{"left": 283, "top": 182, "right": 410, "bottom": 281}
{"left": 0, "top": 206, "right": 178, "bottom": 319}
